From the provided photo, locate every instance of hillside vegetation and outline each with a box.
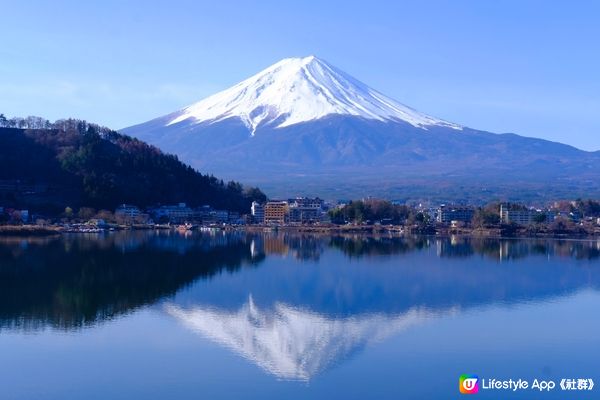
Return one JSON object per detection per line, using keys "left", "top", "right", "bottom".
{"left": 0, "top": 116, "right": 266, "bottom": 214}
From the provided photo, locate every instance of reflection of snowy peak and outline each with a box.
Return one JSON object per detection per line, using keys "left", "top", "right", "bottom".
{"left": 165, "top": 297, "right": 441, "bottom": 381}
{"left": 166, "top": 56, "right": 460, "bottom": 133}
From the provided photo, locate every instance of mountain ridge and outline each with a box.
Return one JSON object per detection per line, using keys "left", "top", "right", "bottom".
{"left": 122, "top": 56, "right": 600, "bottom": 201}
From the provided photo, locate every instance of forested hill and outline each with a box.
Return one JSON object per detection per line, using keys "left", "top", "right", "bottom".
{"left": 0, "top": 117, "right": 266, "bottom": 214}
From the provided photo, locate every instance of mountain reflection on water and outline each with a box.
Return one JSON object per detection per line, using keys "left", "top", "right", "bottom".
{"left": 166, "top": 298, "right": 443, "bottom": 381}
{"left": 1, "top": 232, "right": 599, "bottom": 378}
{"left": 0, "top": 232, "right": 598, "bottom": 332}
{"left": 1, "top": 231, "right": 599, "bottom": 381}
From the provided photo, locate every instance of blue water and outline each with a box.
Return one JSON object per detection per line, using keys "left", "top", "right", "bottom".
{"left": 0, "top": 232, "right": 598, "bottom": 399}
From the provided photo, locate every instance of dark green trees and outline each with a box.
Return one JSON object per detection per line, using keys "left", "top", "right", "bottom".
{"left": 0, "top": 117, "right": 266, "bottom": 213}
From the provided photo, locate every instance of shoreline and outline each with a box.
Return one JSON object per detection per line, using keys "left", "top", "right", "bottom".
{"left": 241, "top": 224, "right": 600, "bottom": 239}
{"left": 0, "top": 224, "right": 598, "bottom": 240}
{"left": 0, "top": 225, "right": 62, "bottom": 236}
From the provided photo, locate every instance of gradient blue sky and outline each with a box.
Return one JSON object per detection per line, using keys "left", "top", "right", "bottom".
{"left": 1, "top": 1, "right": 599, "bottom": 150}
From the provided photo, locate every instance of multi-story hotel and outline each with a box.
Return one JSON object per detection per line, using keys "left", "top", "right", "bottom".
{"left": 264, "top": 201, "right": 288, "bottom": 225}
{"left": 151, "top": 203, "right": 194, "bottom": 223}
{"left": 436, "top": 205, "right": 475, "bottom": 224}
{"left": 500, "top": 204, "right": 556, "bottom": 225}
{"left": 287, "top": 197, "right": 324, "bottom": 224}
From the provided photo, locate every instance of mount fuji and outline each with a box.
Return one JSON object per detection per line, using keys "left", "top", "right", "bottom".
{"left": 163, "top": 55, "right": 460, "bottom": 133}
{"left": 122, "top": 56, "right": 600, "bottom": 201}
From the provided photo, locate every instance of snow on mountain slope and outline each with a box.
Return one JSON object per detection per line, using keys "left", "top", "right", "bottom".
{"left": 167, "top": 55, "right": 461, "bottom": 133}
{"left": 121, "top": 56, "right": 600, "bottom": 201}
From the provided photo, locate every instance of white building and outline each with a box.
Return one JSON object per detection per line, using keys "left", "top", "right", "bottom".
{"left": 251, "top": 201, "right": 265, "bottom": 224}
{"left": 287, "top": 197, "right": 324, "bottom": 224}
{"left": 500, "top": 204, "right": 555, "bottom": 225}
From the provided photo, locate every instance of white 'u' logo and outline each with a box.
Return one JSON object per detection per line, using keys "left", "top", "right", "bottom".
{"left": 463, "top": 378, "right": 478, "bottom": 391}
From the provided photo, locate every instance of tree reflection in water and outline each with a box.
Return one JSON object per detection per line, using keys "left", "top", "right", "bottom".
{"left": 0, "top": 231, "right": 598, "bottom": 333}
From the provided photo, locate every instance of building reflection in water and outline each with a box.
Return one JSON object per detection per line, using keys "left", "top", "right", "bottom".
{"left": 430, "top": 235, "right": 600, "bottom": 261}
{"left": 250, "top": 233, "right": 326, "bottom": 261}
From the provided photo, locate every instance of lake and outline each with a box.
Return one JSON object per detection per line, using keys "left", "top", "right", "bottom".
{"left": 0, "top": 231, "right": 599, "bottom": 399}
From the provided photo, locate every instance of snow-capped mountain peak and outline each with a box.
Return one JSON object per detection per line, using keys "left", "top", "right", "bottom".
{"left": 167, "top": 55, "right": 461, "bottom": 133}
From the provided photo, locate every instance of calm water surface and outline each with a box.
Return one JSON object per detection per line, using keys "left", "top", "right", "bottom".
{"left": 0, "top": 231, "right": 599, "bottom": 399}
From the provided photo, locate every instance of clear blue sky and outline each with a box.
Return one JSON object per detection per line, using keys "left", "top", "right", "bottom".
{"left": 1, "top": 0, "right": 599, "bottom": 150}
